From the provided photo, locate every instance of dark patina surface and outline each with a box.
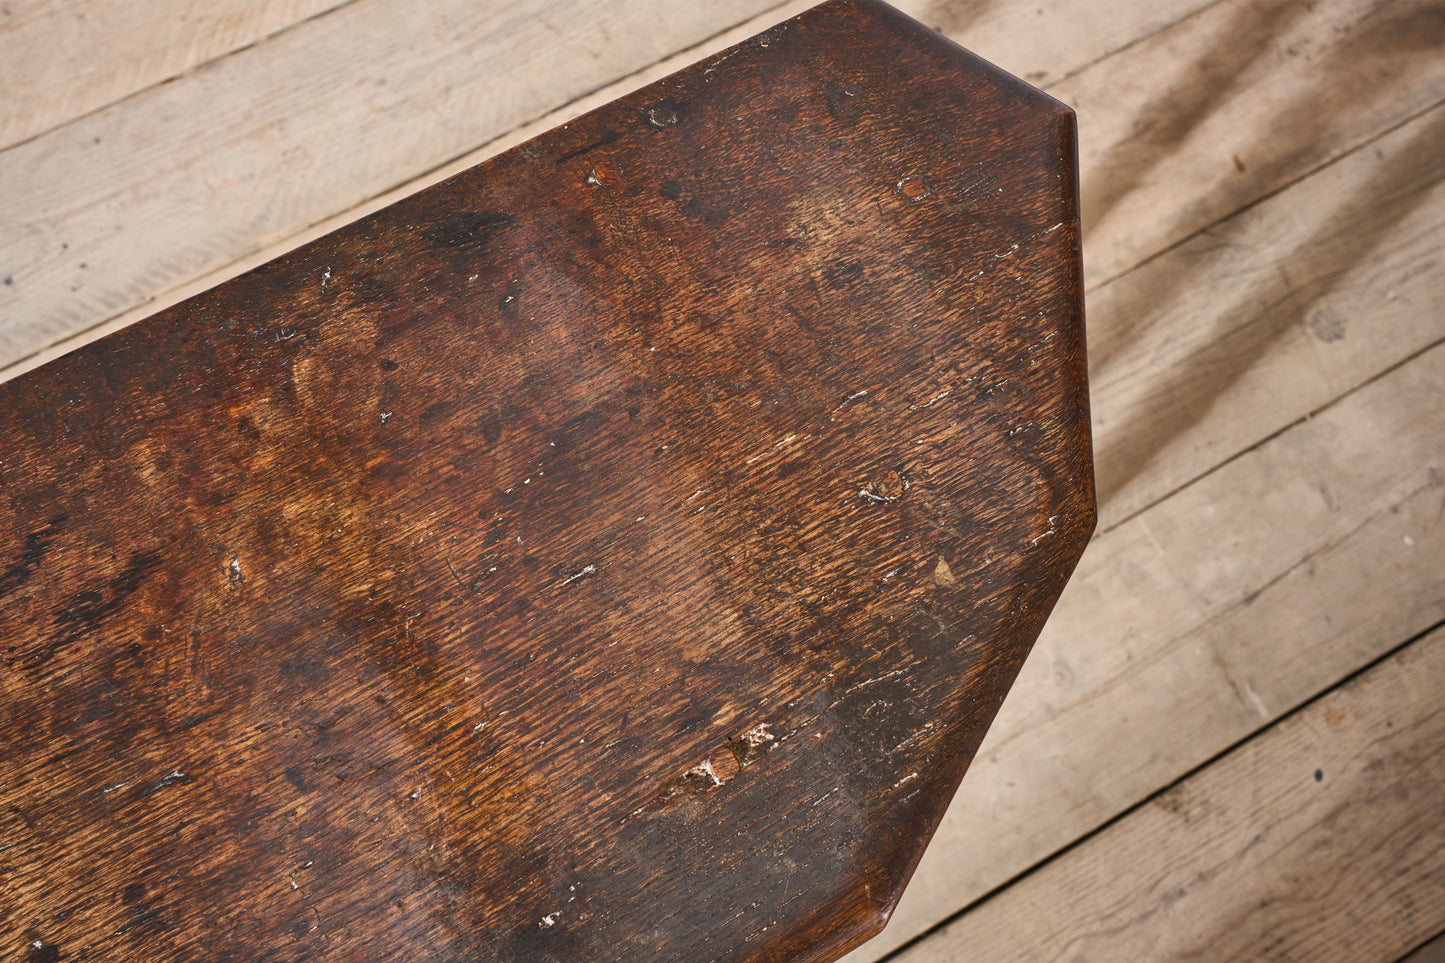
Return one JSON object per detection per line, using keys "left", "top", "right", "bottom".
{"left": 0, "top": 2, "right": 1092, "bottom": 960}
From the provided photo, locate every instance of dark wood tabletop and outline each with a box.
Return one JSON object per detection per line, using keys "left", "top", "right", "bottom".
{"left": 0, "top": 2, "right": 1092, "bottom": 960}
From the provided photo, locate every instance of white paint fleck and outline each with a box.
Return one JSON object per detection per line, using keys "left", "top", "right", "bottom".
{"left": 891, "top": 772, "right": 920, "bottom": 791}
{"left": 745, "top": 433, "right": 807, "bottom": 465}
{"left": 1242, "top": 680, "right": 1270, "bottom": 720}
{"left": 829, "top": 389, "right": 870, "bottom": 420}
{"left": 1030, "top": 515, "right": 1061, "bottom": 546}
{"left": 738, "top": 723, "right": 775, "bottom": 750}
{"left": 908, "top": 387, "right": 952, "bottom": 411}
{"left": 892, "top": 722, "right": 935, "bottom": 754}
{"left": 685, "top": 759, "right": 723, "bottom": 787}
{"left": 844, "top": 668, "right": 908, "bottom": 695}
{"left": 561, "top": 564, "right": 597, "bottom": 586}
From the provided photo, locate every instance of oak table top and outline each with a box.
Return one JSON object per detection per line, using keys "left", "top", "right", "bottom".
{"left": 0, "top": 2, "right": 1092, "bottom": 960}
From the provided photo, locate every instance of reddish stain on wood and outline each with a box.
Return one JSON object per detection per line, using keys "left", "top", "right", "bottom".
{"left": 0, "top": 2, "right": 1092, "bottom": 960}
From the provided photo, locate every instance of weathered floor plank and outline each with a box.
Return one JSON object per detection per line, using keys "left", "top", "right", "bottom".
{"left": 0, "top": 0, "right": 347, "bottom": 150}
{"left": 1059, "top": 0, "right": 1445, "bottom": 287}
{"left": 899, "top": 0, "right": 1214, "bottom": 89}
{"left": 891, "top": 625, "right": 1445, "bottom": 963}
{"left": 1091, "top": 99, "right": 1445, "bottom": 528}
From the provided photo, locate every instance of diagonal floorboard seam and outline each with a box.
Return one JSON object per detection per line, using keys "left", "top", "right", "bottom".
{"left": 0, "top": 0, "right": 365, "bottom": 154}
{"left": 1098, "top": 330, "right": 1445, "bottom": 539}
{"left": 1043, "top": 0, "right": 1223, "bottom": 90}
{"left": 872, "top": 612, "right": 1445, "bottom": 963}
{"left": 1084, "top": 94, "right": 1445, "bottom": 297}
{"left": 1397, "top": 930, "right": 1445, "bottom": 963}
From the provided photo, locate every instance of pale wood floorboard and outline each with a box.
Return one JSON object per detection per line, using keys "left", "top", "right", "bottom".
{"left": 2, "top": 2, "right": 1441, "bottom": 961}
{"left": 1091, "top": 99, "right": 1445, "bottom": 529}
{"left": 0, "top": 0, "right": 349, "bottom": 150}
{"left": 891, "top": 626, "right": 1445, "bottom": 963}
{"left": 1060, "top": 0, "right": 1445, "bottom": 288}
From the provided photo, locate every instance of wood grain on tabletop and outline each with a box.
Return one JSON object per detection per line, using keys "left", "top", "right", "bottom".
{"left": 7, "top": 0, "right": 1444, "bottom": 960}
{"left": 0, "top": 0, "right": 1217, "bottom": 378}
{"left": 0, "top": 3, "right": 1094, "bottom": 961}
{"left": 848, "top": 303, "right": 1445, "bottom": 962}
{"left": 0, "top": 0, "right": 349, "bottom": 150}
{"left": 892, "top": 626, "right": 1445, "bottom": 963}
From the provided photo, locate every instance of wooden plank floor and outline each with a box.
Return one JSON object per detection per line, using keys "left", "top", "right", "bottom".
{"left": 892, "top": 625, "right": 1445, "bottom": 962}
{"left": 2, "top": 1, "right": 1441, "bottom": 960}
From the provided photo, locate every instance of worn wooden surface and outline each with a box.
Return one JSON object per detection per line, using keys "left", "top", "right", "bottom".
{"left": 842, "top": 4, "right": 1445, "bottom": 955}
{"left": 4, "top": 0, "right": 1443, "bottom": 960}
{"left": 0, "top": 0, "right": 347, "bottom": 150}
{"left": 892, "top": 626, "right": 1445, "bottom": 962}
{"left": 0, "top": 3, "right": 1093, "bottom": 961}
{"left": 1063, "top": 0, "right": 1445, "bottom": 288}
